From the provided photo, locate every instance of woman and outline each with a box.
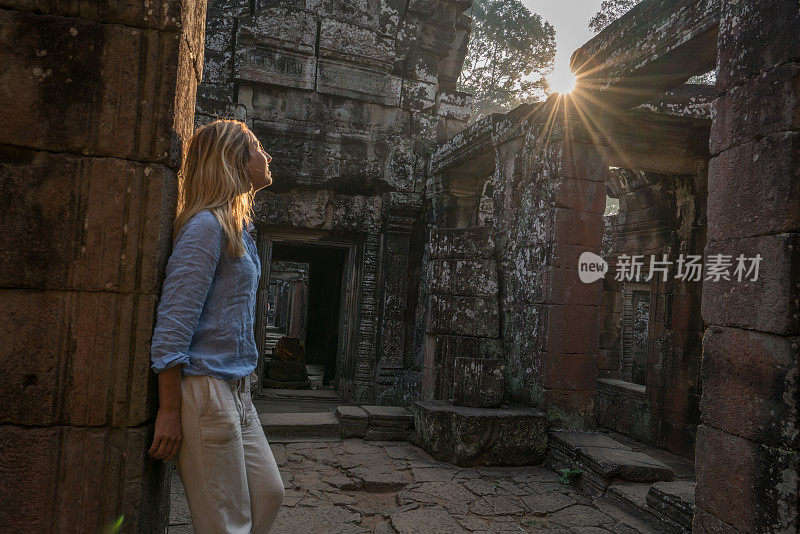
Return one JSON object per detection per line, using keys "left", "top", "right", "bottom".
{"left": 147, "top": 120, "right": 285, "bottom": 533}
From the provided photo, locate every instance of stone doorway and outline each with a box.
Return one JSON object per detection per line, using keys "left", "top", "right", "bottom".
{"left": 254, "top": 233, "right": 362, "bottom": 402}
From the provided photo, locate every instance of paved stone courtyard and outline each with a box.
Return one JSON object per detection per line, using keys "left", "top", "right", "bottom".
{"left": 169, "top": 439, "right": 659, "bottom": 533}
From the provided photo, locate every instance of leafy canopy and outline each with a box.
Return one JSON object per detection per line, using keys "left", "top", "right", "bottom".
{"left": 588, "top": 0, "right": 638, "bottom": 33}
{"left": 458, "top": 0, "right": 556, "bottom": 121}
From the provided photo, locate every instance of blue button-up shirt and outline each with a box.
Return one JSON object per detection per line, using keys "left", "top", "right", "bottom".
{"left": 150, "top": 210, "right": 261, "bottom": 381}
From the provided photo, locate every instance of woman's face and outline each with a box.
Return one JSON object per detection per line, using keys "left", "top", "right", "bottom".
{"left": 246, "top": 144, "right": 272, "bottom": 191}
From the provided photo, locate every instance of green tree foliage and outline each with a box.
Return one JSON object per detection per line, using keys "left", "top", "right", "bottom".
{"left": 589, "top": 0, "right": 716, "bottom": 85}
{"left": 588, "top": 0, "right": 637, "bottom": 33}
{"left": 458, "top": 0, "right": 556, "bottom": 120}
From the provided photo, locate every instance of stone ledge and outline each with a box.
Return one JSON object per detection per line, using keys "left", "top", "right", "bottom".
{"left": 597, "top": 378, "right": 646, "bottom": 397}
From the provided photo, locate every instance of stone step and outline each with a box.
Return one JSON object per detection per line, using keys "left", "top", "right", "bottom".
{"left": 547, "top": 431, "right": 674, "bottom": 498}
{"left": 646, "top": 480, "right": 695, "bottom": 530}
{"left": 260, "top": 388, "right": 339, "bottom": 400}
{"left": 603, "top": 483, "right": 686, "bottom": 533}
{"left": 334, "top": 405, "right": 414, "bottom": 440}
{"left": 260, "top": 412, "right": 340, "bottom": 442}
{"left": 362, "top": 405, "right": 415, "bottom": 428}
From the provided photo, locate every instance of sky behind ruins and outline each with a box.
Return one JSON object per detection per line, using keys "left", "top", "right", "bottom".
{"left": 522, "top": 0, "right": 605, "bottom": 93}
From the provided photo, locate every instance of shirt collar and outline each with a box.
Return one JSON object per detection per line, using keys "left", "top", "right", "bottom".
{"left": 245, "top": 220, "right": 254, "bottom": 232}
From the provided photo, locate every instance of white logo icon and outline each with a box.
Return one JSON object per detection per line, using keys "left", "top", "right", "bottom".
{"left": 578, "top": 252, "right": 608, "bottom": 283}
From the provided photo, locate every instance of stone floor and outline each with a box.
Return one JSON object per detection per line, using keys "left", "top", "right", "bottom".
{"left": 168, "top": 439, "right": 660, "bottom": 533}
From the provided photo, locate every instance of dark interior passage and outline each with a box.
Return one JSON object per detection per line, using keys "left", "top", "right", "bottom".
{"left": 271, "top": 243, "right": 347, "bottom": 386}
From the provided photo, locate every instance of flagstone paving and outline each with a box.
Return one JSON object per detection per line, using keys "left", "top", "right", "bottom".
{"left": 169, "top": 439, "right": 658, "bottom": 533}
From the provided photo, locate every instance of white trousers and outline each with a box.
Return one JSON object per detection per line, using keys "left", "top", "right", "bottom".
{"left": 176, "top": 374, "right": 284, "bottom": 533}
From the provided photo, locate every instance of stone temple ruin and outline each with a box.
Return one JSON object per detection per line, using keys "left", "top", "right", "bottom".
{"left": 0, "top": 0, "right": 797, "bottom": 532}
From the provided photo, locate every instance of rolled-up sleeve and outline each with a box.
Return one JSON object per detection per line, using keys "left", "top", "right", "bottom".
{"left": 150, "top": 212, "right": 223, "bottom": 373}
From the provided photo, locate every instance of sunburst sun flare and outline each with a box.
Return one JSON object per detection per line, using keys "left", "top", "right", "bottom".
{"left": 550, "top": 67, "right": 577, "bottom": 94}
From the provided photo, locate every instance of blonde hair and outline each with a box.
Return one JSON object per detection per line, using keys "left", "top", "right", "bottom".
{"left": 175, "top": 120, "right": 267, "bottom": 257}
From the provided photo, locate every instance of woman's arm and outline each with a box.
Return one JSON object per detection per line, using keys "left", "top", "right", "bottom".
{"left": 148, "top": 365, "right": 182, "bottom": 460}
{"left": 148, "top": 212, "right": 223, "bottom": 461}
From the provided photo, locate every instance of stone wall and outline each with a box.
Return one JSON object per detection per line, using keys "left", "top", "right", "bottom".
{"left": 694, "top": 0, "right": 800, "bottom": 530}
{"left": 196, "top": 0, "right": 473, "bottom": 403}
{"left": 196, "top": 0, "right": 473, "bottom": 191}
{"left": 0, "top": 1, "right": 204, "bottom": 531}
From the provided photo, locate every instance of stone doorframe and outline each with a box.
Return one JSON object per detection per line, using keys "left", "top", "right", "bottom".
{"left": 253, "top": 229, "right": 365, "bottom": 401}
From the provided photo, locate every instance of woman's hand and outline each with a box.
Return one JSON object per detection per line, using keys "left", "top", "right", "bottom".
{"left": 148, "top": 365, "right": 183, "bottom": 461}
{"left": 148, "top": 406, "right": 182, "bottom": 461}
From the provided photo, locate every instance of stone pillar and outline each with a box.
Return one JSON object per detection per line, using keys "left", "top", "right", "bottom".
{"left": 695, "top": 1, "right": 800, "bottom": 531}
{"left": 376, "top": 192, "right": 422, "bottom": 397}
{"left": 421, "top": 227, "right": 502, "bottom": 401}
{"left": 492, "top": 97, "right": 609, "bottom": 428}
{"left": 0, "top": 2, "right": 204, "bottom": 531}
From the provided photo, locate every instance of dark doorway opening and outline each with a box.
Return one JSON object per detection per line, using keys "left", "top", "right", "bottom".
{"left": 269, "top": 243, "right": 347, "bottom": 387}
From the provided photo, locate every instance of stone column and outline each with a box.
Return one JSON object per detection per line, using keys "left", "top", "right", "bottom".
{"left": 376, "top": 193, "right": 423, "bottom": 398}
{"left": 0, "top": 2, "right": 204, "bottom": 531}
{"left": 492, "top": 97, "right": 609, "bottom": 428}
{"left": 695, "top": 1, "right": 800, "bottom": 531}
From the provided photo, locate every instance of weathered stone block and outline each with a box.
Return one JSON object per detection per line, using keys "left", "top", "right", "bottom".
{"left": 0, "top": 290, "right": 157, "bottom": 427}
{"left": 426, "top": 259, "right": 499, "bottom": 298}
{"left": 695, "top": 424, "right": 799, "bottom": 532}
{"left": 700, "top": 326, "right": 799, "bottom": 449}
{"left": 425, "top": 294, "right": 499, "bottom": 338}
{"left": 237, "top": 7, "right": 317, "bottom": 54}
{"left": 554, "top": 178, "right": 608, "bottom": 215}
{"left": 413, "top": 400, "right": 548, "bottom": 466}
{"left": 202, "top": 14, "right": 236, "bottom": 83}
{"left": 452, "top": 357, "right": 504, "bottom": 408}
{"left": 701, "top": 233, "right": 800, "bottom": 335}
{"left": 544, "top": 304, "right": 600, "bottom": 355}
{"left": 316, "top": 58, "right": 402, "bottom": 106}
{"left": 0, "top": 0, "right": 207, "bottom": 36}
{"left": 0, "top": 151, "right": 175, "bottom": 294}
{"left": 335, "top": 405, "right": 368, "bottom": 438}
{"left": 435, "top": 90, "right": 472, "bottom": 122}
{"left": 318, "top": 18, "right": 395, "bottom": 69}
{"left": 422, "top": 335, "right": 503, "bottom": 401}
{"left": 312, "top": 0, "right": 404, "bottom": 37}
{"left": 362, "top": 405, "right": 414, "bottom": 428}
{"left": 195, "top": 83, "right": 241, "bottom": 120}
{"left": 542, "top": 269, "right": 603, "bottom": 307}
{"left": 236, "top": 47, "right": 317, "bottom": 90}
{"left": 711, "top": 63, "right": 800, "bottom": 155}
{"left": 543, "top": 353, "right": 597, "bottom": 393}
{"left": 0, "top": 10, "right": 197, "bottom": 168}
{"left": 0, "top": 425, "right": 169, "bottom": 533}
{"left": 427, "top": 227, "right": 495, "bottom": 260}
{"left": 707, "top": 133, "right": 800, "bottom": 240}
{"left": 552, "top": 207, "right": 605, "bottom": 248}
{"left": 646, "top": 481, "right": 695, "bottom": 531}
{"left": 400, "top": 79, "right": 436, "bottom": 110}
{"left": 716, "top": 0, "right": 800, "bottom": 90}
{"left": 595, "top": 378, "right": 650, "bottom": 442}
